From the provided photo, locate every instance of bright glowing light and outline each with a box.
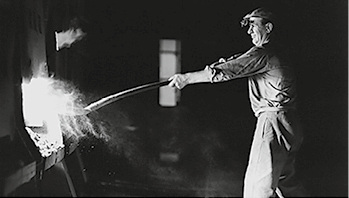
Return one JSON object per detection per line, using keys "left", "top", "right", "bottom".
{"left": 22, "top": 76, "right": 109, "bottom": 156}
{"left": 55, "top": 28, "right": 87, "bottom": 51}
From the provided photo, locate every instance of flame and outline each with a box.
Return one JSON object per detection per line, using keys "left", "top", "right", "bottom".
{"left": 22, "top": 76, "right": 109, "bottom": 156}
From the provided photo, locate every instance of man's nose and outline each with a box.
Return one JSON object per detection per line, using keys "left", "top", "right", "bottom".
{"left": 247, "top": 26, "right": 253, "bottom": 34}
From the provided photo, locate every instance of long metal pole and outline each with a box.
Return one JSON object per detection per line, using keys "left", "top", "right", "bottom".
{"left": 82, "top": 80, "right": 170, "bottom": 114}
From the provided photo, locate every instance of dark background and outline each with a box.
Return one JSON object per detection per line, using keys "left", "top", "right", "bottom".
{"left": 62, "top": 0, "right": 347, "bottom": 196}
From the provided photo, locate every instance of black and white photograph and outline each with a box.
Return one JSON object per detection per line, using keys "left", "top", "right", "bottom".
{"left": 0, "top": 0, "right": 347, "bottom": 197}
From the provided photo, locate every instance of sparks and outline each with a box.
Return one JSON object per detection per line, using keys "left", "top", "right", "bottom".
{"left": 22, "top": 76, "right": 109, "bottom": 156}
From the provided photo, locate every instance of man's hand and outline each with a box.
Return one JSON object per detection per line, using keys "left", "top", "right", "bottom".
{"left": 168, "top": 74, "right": 189, "bottom": 89}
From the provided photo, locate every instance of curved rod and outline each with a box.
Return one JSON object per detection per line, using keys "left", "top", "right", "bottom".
{"left": 82, "top": 80, "right": 170, "bottom": 115}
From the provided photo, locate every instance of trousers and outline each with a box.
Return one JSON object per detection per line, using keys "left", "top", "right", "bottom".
{"left": 243, "top": 110, "right": 306, "bottom": 198}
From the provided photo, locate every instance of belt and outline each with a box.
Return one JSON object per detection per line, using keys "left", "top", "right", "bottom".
{"left": 255, "top": 106, "right": 296, "bottom": 117}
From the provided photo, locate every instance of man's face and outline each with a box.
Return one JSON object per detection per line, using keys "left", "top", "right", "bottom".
{"left": 247, "top": 17, "right": 269, "bottom": 47}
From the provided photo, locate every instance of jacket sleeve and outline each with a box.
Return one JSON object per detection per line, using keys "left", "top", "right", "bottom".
{"left": 209, "top": 46, "right": 271, "bottom": 82}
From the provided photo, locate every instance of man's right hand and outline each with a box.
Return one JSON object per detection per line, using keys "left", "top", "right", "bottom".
{"left": 168, "top": 74, "right": 189, "bottom": 90}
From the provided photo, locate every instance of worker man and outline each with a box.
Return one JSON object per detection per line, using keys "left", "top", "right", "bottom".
{"left": 168, "top": 7, "right": 306, "bottom": 197}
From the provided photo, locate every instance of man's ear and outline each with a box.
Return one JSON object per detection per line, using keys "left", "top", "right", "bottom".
{"left": 265, "top": 22, "right": 273, "bottom": 33}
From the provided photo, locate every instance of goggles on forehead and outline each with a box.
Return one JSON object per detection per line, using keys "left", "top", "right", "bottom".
{"left": 240, "top": 17, "right": 271, "bottom": 28}
{"left": 240, "top": 18, "right": 250, "bottom": 27}
{"left": 240, "top": 18, "right": 257, "bottom": 27}
{"left": 240, "top": 7, "right": 273, "bottom": 28}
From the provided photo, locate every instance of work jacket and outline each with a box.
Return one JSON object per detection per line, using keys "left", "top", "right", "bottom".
{"left": 206, "top": 43, "right": 297, "bottom": 117}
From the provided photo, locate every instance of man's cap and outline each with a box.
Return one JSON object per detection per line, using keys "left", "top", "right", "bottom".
{"left": 240, "top": 7, "right": 273, "bottom": 27}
